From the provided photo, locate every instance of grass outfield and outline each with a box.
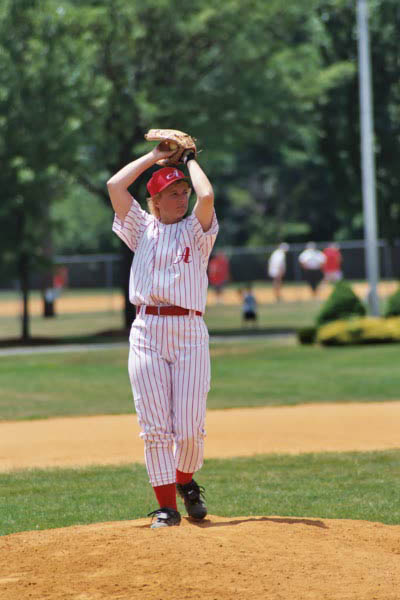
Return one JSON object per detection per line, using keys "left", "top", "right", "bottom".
{"left": 1, "top": 341, "right": 400, "bottom": 421}
{"left": 1, "top": 450, "right": 400, "bottom": 535}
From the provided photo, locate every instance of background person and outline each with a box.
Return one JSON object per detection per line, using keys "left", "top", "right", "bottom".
{"left": 322, "top": 243, "right": 343, "bottom": 283}
{"left": 208, "top": 251, "right": 230, "bottom": 304}
{"left": 267, "top": 242, "right": 289, "bottom": 302}
{"left": 107, "top": 140, "right": 218, "bottom": 529}
{"left": 298, "top": 242, "right": 326, "bottom": 298}
{"left": 240, "top": 284, "right": 258, "bottom": 327}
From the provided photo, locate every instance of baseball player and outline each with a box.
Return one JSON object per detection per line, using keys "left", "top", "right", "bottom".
{"left": 107, "top": 141, "right": 218, "bottom": 528}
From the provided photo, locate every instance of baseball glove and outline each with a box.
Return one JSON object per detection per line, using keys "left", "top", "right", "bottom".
{"left": 144, "top": 128, "right": 197, "bottom": 166}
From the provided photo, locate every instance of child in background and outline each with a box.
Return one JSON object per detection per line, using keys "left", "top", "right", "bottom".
{"left": 241, "top": 285, "right": 258, "bottom": 327}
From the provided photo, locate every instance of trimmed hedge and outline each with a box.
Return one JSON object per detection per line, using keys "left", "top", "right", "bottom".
{"left": 316, "top": 280, "right": 366, "bottom": 326}
{"left": 297, "top": 326, "right": 317, "bottom": 345}
{"left": 384, "top": 286, "right": 400, "bottom": 317}
{"left": 317, "top": 316, "right": 400, "bottom": 346}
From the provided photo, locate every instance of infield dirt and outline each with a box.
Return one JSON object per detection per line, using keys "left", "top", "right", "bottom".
{"left": 2, "top": 401, "right": 400, "bottom": 471}
{"left": 1, "top": 402, "right": 400, "bottom": 599}
{"left": 1, "top": 280, "right": 398, "bottom": 316}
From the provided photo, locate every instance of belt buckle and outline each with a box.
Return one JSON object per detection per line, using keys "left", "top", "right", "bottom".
{"left": 157, "top": 305, "right": 161, "bottom": 316}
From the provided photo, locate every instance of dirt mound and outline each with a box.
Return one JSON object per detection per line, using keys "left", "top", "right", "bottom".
{"left": 2, "top": 402, "right": 400, "bottom": 599}
{"left": 1, "top": 515, "right": 399, "bottom": 600}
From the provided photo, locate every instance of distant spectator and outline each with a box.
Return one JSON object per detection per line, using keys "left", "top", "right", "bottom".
{"left": 322, "top": 243, "right": 343, "bottom": 283}
{"left": 44, "top": 265, "right": 69, "bottom": 308}
{"left": 53, "top": 266, "right": 69, "bottom": 295}
{"left": 240, "top": 285, "right": 258, "bottom": 327}
{"left": 267, "top": 242, "right": 289, "bottom": 302}
{"left": 298, "top": 242, "right": 326, "bottom": 297}
{"left": 208, "top": 251, "right": 230, "bottom": 303}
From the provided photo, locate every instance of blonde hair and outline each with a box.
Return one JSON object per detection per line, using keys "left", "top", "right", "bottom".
{"left": 146, "top": 193, "right": 161, "bottom": 220}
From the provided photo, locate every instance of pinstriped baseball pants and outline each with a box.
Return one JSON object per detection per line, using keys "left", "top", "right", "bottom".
{"left": 128, "top": 313, "right": 211, "bottom": 487}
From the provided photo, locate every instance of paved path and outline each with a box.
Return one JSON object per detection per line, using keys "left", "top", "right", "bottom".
{"left": 0, "top": 334, "right": 294, "bottom": 357}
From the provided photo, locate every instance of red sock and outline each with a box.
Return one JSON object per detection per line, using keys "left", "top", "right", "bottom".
{"left": 176, "top": 469, "right": 194, "bottom": 485}
{"left": 153, "top": 484, "right": 177, "bottom": 510}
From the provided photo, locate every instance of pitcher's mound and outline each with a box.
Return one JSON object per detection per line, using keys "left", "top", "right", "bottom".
{"left": 1, "top": 515, "right": 399, "bottom": 599}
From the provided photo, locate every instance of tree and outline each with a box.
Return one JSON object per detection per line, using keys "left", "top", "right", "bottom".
{"left": 68, "top": 0, "right": 350, "bottom": 323}
{"left": 311, "top": 0, "right": 400, "bottom": 243}
{"left": 1, "top": 0, "right": 378, "bottom": 342}
{"left": 0, "top": 0, "right": 104, "bottom": 339}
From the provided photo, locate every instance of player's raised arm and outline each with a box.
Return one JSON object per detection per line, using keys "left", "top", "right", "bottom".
{"left": 183, "top": 151, "right": 215, "bottom": 232}
{"left": 107, "top": 144, "right": 175, "bottom": 221}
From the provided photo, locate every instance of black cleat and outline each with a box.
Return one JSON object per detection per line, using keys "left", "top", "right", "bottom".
{"left": 176, "top": 479, "right": 207, "bottom": 520}
{"left": 148, "top": 507, "right": 181, "bottom": 529}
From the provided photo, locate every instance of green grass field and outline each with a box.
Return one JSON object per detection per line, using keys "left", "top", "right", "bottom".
{"left": 1, "top": 450, "right": 400, "bottom": 536}
{"left": 1, "top": 305, "right": 400, "bottom": 536}
{"left": 1, "top": 341, "right": 400, "bottom": 420}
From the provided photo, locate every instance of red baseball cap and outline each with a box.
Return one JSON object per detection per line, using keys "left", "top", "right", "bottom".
{"left": 147, "top": 167, "right": 187, "bottom": 197}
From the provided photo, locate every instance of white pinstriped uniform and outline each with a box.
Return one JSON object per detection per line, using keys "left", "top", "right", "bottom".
{"left": 113, "top": 196, "right": 218, "bottom": 486}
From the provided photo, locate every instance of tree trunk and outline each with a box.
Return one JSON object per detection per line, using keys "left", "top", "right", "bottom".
{"left": 119, "top": 179, "right": 140, "bottom": 330}
{"left": 41, "top": 225, "right": 56, "bottom": 318}
{"left": 43, "top": 294, "right": 56, "bottom": 317}
{"left": 101, "top": 161, "right": 141, "bottom": 331}
{"left": 121, "top": 242, "right": 136, "bottom": 329}
{"left": 19, "top": 252, "right": 30, "bottom": 342}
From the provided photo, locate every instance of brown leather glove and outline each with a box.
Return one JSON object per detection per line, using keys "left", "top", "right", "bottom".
{"left": 144, "top": 128, "right": 197, "bottom": 166}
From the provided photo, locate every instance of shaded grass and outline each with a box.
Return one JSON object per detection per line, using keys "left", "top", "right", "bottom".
{"left": 205, "top": 300, "right": 321, "bottom": 331}
{"left": 1, "top": 450, "right": 400, "bottom": 536}
{"left": 0, "top": 287, "right": 323, "bottom": 342}
{"left": 1, "top": 341, "right": 400, "bottom": 421}
{"left": 1, "top": 282, "right": 393, "bottom": 342}
{"left": 0, "top": 311, "right": 125, "bottom": 341}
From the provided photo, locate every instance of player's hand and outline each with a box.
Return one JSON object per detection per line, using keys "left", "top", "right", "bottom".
{"left": 181, "top": 149, "right": 196, "bottom": 165}
{"left": 151, "top": 141, "right": 179, "bottom": 162}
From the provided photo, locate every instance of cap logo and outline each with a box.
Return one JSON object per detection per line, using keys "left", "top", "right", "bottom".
{"left": 166, "top": 169, "right": 180, "bottom": 180}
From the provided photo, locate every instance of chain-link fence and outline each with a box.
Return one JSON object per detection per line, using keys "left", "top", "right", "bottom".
{"left": 2, "top": 240, "right": 399, "bottom": 291}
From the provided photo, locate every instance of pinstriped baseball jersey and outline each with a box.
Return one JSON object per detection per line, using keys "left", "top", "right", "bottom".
{"left": 112, "top": 196, "right": 218, "bottom": 312}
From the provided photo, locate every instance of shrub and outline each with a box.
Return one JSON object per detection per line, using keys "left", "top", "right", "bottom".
{"left": 317, "top": 316, "right": 400, "bottom": 346}
{"left": 384, "top": 285, "right": 400, "bottom": 317}
{"left": 316, "top": 280, "right": 366, "bottom": 326}
{"left": 297, "top": 326, "right": 317, "bottom": 345}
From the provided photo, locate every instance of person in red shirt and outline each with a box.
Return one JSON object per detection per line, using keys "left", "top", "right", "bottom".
{"left": 322, "top": 243, "right": 343, "bottom": 283}
{"left": 208, "top": 252, "right": 230, "bottom": 303}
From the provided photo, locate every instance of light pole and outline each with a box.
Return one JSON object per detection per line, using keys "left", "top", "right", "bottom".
{"left": 356, "top": 0, "right": 380, "bottom": 315}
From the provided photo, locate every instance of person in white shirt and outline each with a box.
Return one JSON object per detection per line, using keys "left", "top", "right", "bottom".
{"left": 268, "top": 242, "right": 289, "bottom": 302}
{"left": 298, "top": 242, "right": 326, "bottom": 297}
{"left": 107, "top": 141, "right": 218, "bottom": 529}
